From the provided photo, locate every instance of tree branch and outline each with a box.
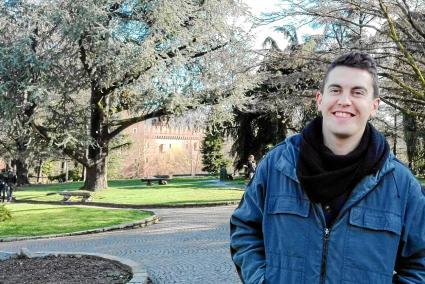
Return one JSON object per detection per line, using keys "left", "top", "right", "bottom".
{"left": 380, "top": 97, "right": 425, "bottom": 118}
{"left": 78, "top": 33, "right": 93, "bottom": 78}
{"left": 379, "top": 72, "right": 425, "bottom": 99}
{"left": 106, "top": 108, "right": 167, "bottom": 140}
{"left": 30, "top": 122, "right": 90, "bottom": 167}
{"left": 110, "top": 142, "right": 131, "bottom": 151}
{"left": 399, "top": 0, "right": 425, "bottom": 40}
{"left": 100, "top": 41, "right": 228, "bottom": 95}
{"left": 379, "top": 0, "right": 425, "bottom": 98}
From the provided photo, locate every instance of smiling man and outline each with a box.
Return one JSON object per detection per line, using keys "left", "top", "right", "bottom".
{"left": 230, "top": 52, "right": 425, "bottom": 283}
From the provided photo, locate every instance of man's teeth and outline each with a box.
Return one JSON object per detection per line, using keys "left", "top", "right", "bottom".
{"left": 334, "top": 112, "right": 352, "bottom": 118}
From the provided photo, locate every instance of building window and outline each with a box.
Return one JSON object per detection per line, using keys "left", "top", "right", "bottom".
{"left": 159, "top": 144, "right": 165, "bottom": 153}
{"left": 169, "top": 144, "right": 172, "bottom": 149}
{"left": 133, "top": 128, "right": 137, "bottom": 134}
{"left": 193, "top": 142, "right": 198, "bottom": 151}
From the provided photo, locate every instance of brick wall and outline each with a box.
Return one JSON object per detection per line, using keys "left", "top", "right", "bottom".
{"left": 115, "top": 118, "right": 205, "bottom": 178}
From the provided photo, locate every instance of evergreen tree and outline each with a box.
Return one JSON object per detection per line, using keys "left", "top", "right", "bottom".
{"left": 201, "top": 126, "right": 227, "bottom": 175}
{"left": 228, "top": 33, "right": 323, "bottom": 170}
{"left": 0, "top": 0, "right": 258, "bottom": 190}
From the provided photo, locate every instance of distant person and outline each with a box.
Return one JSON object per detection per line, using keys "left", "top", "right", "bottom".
{"left": 230, "top": 52, "right": 425, "bottom": 283}
{"left": 0, "top": 170, "right": 14, "bottom": 202}
{"left": 246, "top": 155, "right": 256, "bottom": 180}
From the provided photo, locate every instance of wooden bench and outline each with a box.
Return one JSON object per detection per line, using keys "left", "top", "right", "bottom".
{"left": 58, "top": 191, "right": 92, "bottom": 202}
{"left": 141, "top": 175, "right": 171, "bottom": 186}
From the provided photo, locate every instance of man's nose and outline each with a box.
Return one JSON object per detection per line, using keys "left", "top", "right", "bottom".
{"left": 337, "top": 92, "right": 352, "bottom": 105}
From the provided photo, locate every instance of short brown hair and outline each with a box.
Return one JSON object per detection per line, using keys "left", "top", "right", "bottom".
{"left": 320, "top": 52, "right": 379, "bottom": 98}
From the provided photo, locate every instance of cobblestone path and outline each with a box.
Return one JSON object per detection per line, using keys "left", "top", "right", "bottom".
{"left": 0, "top": 205, "right": 241, "bottom": 284}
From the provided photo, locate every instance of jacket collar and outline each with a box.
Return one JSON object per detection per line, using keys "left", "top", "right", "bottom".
{"left": 275, "top": 134, "right": 301, "bottom": 183}
{"left": 275, "top": 134, "right": 395, "bottom": 207}
{"left": 339, "top": 153, "right": 395, "bottom": 214}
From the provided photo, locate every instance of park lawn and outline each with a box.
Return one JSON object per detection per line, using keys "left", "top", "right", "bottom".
{"left": 13, "top": 177, "right": 245, "bottom": 205}
{"left": 0, "top": 203, "right": 152, "bottom": 238}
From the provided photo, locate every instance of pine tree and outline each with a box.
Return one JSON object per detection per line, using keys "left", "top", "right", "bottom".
{"left": 201, "top": 126, "right": 227, "bottom": 175}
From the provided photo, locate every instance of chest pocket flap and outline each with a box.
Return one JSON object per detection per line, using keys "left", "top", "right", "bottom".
{"left": 267, "top": 196, "right": 310, "bottom": 218}
{"left": 349, "top": 207, "right": 402, "bottom": 235}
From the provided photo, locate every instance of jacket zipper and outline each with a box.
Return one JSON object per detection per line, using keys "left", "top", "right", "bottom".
{"left": 319, "top": 227, "right": 331, "bottom": 284}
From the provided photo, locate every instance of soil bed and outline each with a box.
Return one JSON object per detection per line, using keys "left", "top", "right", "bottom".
{"left": 0, "top": 254, "right": 132, "bottom": 283}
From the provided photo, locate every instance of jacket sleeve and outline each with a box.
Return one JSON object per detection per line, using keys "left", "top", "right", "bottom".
{"left": 394, "top": 180, "right": 425, "bottom": 283}
{"left": 230, "top": 158, "right": 267, "bottom": 284}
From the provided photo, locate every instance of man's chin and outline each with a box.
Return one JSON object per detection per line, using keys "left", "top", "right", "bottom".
{"left": 332, "top": 131, "right": 353, "bottom": 139}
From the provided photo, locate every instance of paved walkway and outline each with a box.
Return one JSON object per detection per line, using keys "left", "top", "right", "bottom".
{"left": 0, "top": 205, "right": 241, "bottom": 284}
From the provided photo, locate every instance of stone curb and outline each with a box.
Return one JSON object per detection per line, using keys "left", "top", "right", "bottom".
{"left": 0, "top": 215, "right": 160, "bottom": 243}
{"left": 0, "top": 249, "right": 148, "bottom": 284}
{"left": 14, "top": 199, "right": 240, "bottom": 208}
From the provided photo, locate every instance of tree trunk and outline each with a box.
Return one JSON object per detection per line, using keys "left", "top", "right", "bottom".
{"left": 81, "top": 166, "right": 86, "bottom": 181}
{"left": 15, "top": 158, "right": 29, "bottom": 185}
{"left": 62, "top": 159, "right": 69, "bottom": 182}
{"left": 14, "top": 139, "right": 30, "bottom": 186}
{"left": 392, "top": 114, "right": 397, "bottom": 157}
{"left": 82, "top": 157, "right": 107, "bottom": 191}
{"left": 80, "top": 85, "right": 111, "bottom": 191}
{"left": 37, "top": 159, "right": 43, "bottom": 183}
{"left": 403, "top": 113, "right": 418, "bottom": 171}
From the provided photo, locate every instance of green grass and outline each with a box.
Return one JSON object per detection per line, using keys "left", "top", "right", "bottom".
{"left": 14, "top": 177, "right": 245, "bottom": 205}
{"left": 0, "top": 203, "right": 152, "bottom": 238}
{"left": 418, "top": 177, "right": 424, "bottom": 185}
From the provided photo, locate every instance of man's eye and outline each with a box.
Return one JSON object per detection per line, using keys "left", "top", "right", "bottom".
{"left": 354, "top": 91, "right": 364, "bottom": 96}
{"left": 329, "top": 89, "right": 339, "bottom": 94}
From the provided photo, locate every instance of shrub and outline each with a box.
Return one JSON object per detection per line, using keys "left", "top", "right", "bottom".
{"left": 0, "top": 204, "right": 12, "bottom": 222}
{"left": 48, "top": 169, "right": 82, "bottom": 182}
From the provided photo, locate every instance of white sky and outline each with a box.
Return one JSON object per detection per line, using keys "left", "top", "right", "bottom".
{"left": 242, "top": 0, "right": 288, "bottom": 49}
{"left": 242, "top": 0, "right": 321, "bottom": 50}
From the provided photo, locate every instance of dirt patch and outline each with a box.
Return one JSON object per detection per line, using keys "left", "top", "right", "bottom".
{"left": 0, "top": 254, "right": 132, "bottom": 283}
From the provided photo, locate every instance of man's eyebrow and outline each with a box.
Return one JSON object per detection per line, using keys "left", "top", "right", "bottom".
{"left": 327, "top": 84, "right": 341, "bottom": 89}
{"left": 352, "top": 86, "right": 367, "bottom": 91}
{"left": 327, "top": 84, "right": 367, "bottom": 90}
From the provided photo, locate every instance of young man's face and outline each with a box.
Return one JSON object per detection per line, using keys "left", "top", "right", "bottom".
{"left": 316, "top": 66, "right": 380, "bottom": 142}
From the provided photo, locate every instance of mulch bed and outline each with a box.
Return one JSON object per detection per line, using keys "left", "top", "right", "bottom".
{"left": 0, "top": 254, "right": 132, "bottom": 283}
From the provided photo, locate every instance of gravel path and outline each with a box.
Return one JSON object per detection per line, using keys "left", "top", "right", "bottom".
{"left": 0, "top": 205, "right": 241, "bottom": 284}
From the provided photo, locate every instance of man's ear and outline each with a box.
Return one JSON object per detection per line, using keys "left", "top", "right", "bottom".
{"left": 315, "top": 90, "right": 322, "bottom": 109}
{"left": 370, "top": 97, "right": 380, "bottom": 117}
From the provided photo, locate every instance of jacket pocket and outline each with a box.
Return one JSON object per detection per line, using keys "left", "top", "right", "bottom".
{"left": 343, "top": 207, "right": 401, "bottom": 283}
{"left": 265, "top": 251, "right": 304, "bottom": 284}
{"left": 341, "top": 266, "right": 393, "bottom": 284}
{"left": 349, "top": 207, "right": 401, "bottom": 235}
{"left": 267, "top": 195, "right": 310, "bottom": 217}
{"left": 266, "top": 196, "right": 310, "bottom": 254}
{"left": 265, "top": 196, "right": 309, "bottom": 284}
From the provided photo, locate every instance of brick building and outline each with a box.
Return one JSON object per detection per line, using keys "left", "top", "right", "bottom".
{"left": 113, "top": 118, "right": 205, "bottom": 178}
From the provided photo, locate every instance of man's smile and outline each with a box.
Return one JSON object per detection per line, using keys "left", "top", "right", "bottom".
{"left": 332, "top": 111, "right": 355, "bottom": 118}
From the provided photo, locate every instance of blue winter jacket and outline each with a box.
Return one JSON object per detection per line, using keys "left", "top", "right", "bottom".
{"left": 230, "top": 134, "right": 425, "bottom": 284}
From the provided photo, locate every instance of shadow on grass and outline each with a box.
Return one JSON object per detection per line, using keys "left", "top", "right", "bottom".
{"left": 155, "top": 198, "right": 242, "bottom": 205}
{"left": 19, "top": 182, "right": 83, "bottom": 190}
{"left": 107, "top": 178, "right": 243, "bottom": 189}
{"left": 14, "top": 194, "right": 60, "bottom": 201}
{"left": 9, "top": 207, "right": 72, "bottom": 213}
{"left": 108, "top": 184, "right": 242, "bottom": 190}
{"left": 15, "top": 178, "right": 244, "bottom": 198}
{"left": 107, "top": 177, "right": 213, "bottom": 187}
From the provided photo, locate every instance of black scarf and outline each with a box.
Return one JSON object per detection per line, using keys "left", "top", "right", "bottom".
{"left": 296, "top": 117, "right": 390, "bottom": 204}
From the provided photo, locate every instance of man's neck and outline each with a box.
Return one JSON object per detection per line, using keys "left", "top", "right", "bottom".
{"left": 322, "top": 131, "right": 364, "bottom": 156}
